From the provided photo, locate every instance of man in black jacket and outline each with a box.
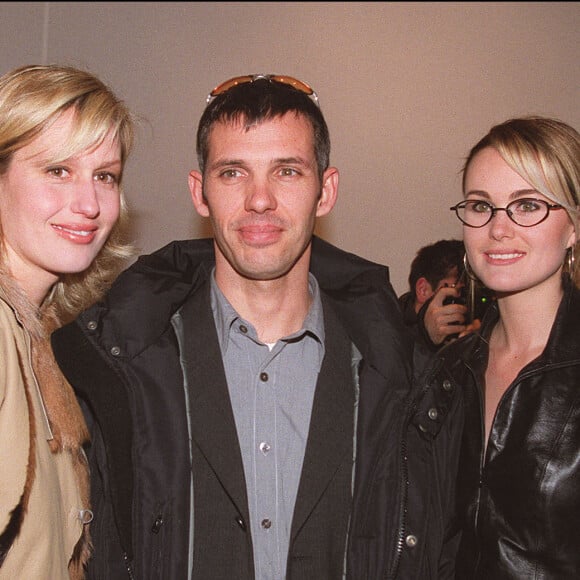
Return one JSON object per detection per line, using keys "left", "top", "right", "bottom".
{"left": 51, "top": 75, "right": 457, "bottom": 579}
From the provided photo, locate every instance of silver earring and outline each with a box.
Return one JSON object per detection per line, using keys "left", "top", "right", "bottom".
{"left": 565, "top": 247, "right": 576, "bottom": 282}
{"left": 462, "top": 253, "right": 479, "bottom": 320}
{"left": 463, "top": 253, "right": 477, "bottom": 281}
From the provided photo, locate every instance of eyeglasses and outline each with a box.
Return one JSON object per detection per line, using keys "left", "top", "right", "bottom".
{"left": 450, "top": 198, "right": 564, "bottom": 228}
{"left": 206, "top": 74, "right": 319, "bottom": 106}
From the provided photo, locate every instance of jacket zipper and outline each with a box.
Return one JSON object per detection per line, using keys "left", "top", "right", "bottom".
{"left": 385, "top": 398, "right": 414, "bottom": 579}
{"left": 123, "top": 551, "right": 135, "bottom": 579}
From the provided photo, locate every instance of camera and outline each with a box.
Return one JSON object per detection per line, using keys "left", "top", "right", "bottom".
{"left": 443, "top": 284, "right": 494, "bottom": 324}
{"left": 443, "top": 286, "right": 467, "bottom": 306}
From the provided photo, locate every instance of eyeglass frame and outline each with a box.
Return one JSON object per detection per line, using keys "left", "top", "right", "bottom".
{"left": 206, "top": 74, "right": 319, "bottom": 106}
{"left": 450, "top": 198, "right": 564, "bottom": 228}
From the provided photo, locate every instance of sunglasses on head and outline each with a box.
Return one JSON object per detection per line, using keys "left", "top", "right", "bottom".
{"left": 206, "top": 74, "right": 319, "bottom": 106}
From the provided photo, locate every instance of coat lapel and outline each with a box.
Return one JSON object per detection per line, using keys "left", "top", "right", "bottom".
{"left": 290, "top": 298, "right": 356, "bottom": 539}
{"left": 175, "top": 283, "right": 356, "bottom": 541}
{"left": 175, "top": 283, "right": 250, "bottom": 521}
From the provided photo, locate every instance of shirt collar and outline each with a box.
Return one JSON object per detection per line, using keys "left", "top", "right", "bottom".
{"left": 210, "top": 269, "right": 325, "bottom": 354}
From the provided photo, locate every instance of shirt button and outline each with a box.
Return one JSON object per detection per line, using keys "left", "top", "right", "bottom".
{"left": 442, "top": 379, "right": 453, "bottom": 391}
{"left": 239, "top": 324, "right": 248, "bottom": 333}
{"left": 428, "top": 408, "right": 438, "bottom": 420}
{"left": 261, "top": 518, "right": 272, "bottom": 529}
{"left": 405, "top": 534, "right": 418, "bottom": 548}
{"left": 110, "top": 346, "right": 121, "bottom": 356}
{"left": 87, "top": 320, "right": 97, "bottom": 331}
{"left": 259, "top": 442, "right": 271, "bottom": 454}
{"left": 260, "top": 372, "right": 268, "bottom": 382}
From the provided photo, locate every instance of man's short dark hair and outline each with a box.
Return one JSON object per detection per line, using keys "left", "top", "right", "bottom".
{"left": 408, "top": 239, "right": 465, "bottom": 298}
{"left": 196, "top": 77, "right": 330, "bottom": 181}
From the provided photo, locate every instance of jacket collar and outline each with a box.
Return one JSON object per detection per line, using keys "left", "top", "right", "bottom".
{"left": 475, "top": 275, "right": 580, "bottom": 367}
{"left": 76, "top": 237, "right": 413, "bottom": 382}
{"left": 414, "top": 276, "right": 580, "bottom": 439}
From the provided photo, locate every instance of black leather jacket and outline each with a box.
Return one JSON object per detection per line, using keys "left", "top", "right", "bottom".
{"left": 51, "top": 237, "right": 456, "bottom": 579}
{"left": 414, "top": 277, "right": 580, "bottom": 579}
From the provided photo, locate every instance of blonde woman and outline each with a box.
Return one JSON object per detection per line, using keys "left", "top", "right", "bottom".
{"left": 0, "top": 64, "right": 134, "bottom": 579}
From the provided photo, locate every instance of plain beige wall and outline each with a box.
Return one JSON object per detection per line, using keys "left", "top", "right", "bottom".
{"left": 1, "top": 2, "right": 578, "bottom": 294}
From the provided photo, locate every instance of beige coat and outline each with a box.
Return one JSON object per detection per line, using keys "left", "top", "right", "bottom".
{"left": 0, "top": 281, "right": 91, "bottom": 580}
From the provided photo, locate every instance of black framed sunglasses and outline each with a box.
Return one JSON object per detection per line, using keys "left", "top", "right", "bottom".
{"left": 206, "top": 74, "right": 319, "bottom": 106}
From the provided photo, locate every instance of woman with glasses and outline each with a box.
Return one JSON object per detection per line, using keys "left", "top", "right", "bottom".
{"left": 418, "top": 116, "right": 580, "bottom": 578}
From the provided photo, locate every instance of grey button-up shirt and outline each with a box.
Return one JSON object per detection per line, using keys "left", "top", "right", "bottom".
{"left": 211, "top": 272, "right": 325, "bottom": 580}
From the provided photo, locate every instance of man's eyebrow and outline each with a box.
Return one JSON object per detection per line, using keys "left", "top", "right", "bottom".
{"left": 209, "top": 156, "right": 312, "bottom": 170}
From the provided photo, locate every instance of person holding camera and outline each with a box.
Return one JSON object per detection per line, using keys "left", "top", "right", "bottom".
{"left": 399, "top": 239, "right": 471, "bottom": 350}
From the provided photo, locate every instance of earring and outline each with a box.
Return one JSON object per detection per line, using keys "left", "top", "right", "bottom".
{"left": 463, "top": 253, "right": 478, "bottom": 281}
{"left": 462, "top": 253, "right": 479, "bottom": 320}
{"left": 565, "top": 247, "right": 576, "bottom": 282}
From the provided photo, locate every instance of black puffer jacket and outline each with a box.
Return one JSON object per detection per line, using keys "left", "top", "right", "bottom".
{"left": 51, "top": 236, "right": 458, "bottom": 579}
{"left": 415, "top": 277, "right": 580, "bottom": 579}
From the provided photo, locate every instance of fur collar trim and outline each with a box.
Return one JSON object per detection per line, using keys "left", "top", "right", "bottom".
{"left": 0, "top": 276, "right": 91, "bottom": 578}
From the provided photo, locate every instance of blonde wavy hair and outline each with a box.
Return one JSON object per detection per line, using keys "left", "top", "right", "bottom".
{"left": 462, "top": 116, "right": 580, "bottom": 286}
{"left": 0, "top": 64, "right": 136, "bottom": 321}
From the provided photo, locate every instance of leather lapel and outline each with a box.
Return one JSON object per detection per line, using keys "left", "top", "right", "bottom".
{"left": 175, "top": 282, "right": 250, "bottom": 520}
{"left": 290, "top": 297, "right": 355, "bottom": 539}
